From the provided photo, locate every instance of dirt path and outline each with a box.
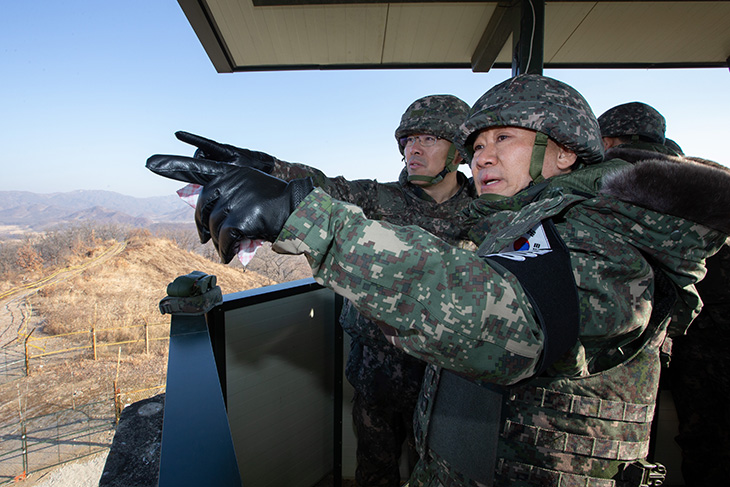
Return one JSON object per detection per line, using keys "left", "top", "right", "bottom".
{"left": 0, "top": 242, "right": 126, "bottom": 351}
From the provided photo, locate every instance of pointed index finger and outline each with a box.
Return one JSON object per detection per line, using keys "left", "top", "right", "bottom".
{"left": 145, "top": 155, "right": 234, "bottom": 185}
{"left": 175, "top": 131, "right": 233, "bottom": 160}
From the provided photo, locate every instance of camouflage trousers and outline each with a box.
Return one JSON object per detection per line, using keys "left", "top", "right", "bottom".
{"left": 346, "top": 339, "right": 426, "bottom": 487}
{"left": 352, "top": 390, "right": 419, "bottom": 487}
{"left": 668, "top": 317, "right": 730, "bottom": 486}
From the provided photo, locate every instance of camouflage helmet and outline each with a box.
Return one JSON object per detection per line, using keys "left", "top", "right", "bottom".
{"left": 598, "top": 101, "right": 666, "bottom": 144}
{"left": 664, "top": 138, "right": 684, "bottom": 156}
{"left": 395, "top": 95, "right": 470, "bottom": 156}
{"left": 457, "top": 74, "right": 605, "bottom": 166}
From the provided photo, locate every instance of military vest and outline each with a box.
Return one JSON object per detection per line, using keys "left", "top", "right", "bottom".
{"left": 415, "top": 194, "right": 675, "bottom": 486}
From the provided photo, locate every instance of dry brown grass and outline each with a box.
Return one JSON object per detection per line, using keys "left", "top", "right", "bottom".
{"left": 30, "top": 232, "right": 275, "bottom": 337}
{"left": 0, "top": 231, "right": 278, "bottom": 426}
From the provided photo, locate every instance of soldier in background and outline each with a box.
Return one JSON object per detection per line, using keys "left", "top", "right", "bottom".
{"left": 165, "top": 95, "right": 475, "bottom": 487}
{"left": 598, "top": 101, "right": 682, "bottom": 156}
{"left": 148, "top": 75, "right": 730, "bottom": 485}
{"left": 599, "top": 101, "right": 730, "bottom": 485}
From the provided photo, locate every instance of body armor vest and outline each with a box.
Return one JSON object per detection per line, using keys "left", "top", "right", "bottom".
{"left": 415, "top": 233, "right": 676, "bottom": 486}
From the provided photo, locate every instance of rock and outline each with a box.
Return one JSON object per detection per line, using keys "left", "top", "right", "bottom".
{"left": 99, "top": 394, "right": 165, "bottom": 487}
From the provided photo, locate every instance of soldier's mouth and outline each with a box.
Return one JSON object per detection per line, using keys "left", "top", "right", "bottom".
{"left": 408, "top": 160, "right": 424, "bottom": 169}
{"left": 479, "top": 178, "right": 501, "bottom": 193}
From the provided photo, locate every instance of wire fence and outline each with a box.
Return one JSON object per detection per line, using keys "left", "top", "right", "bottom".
{"left": 0, "top": 378, "right": 166, "bottom": 486}
{"left": 0, "top": 321, "right": 169, "bottom": 482}
{"left": 0, "top": 400, "right": 114, "bottom": 483}
{"left": 0, "top": 348, "right": 25, "bottom": 386}
{"left": 0, "top": 240, "right": 170, "bottom": 482}
{"left": 19, "top": 320, "right": 169, "bottom": 378}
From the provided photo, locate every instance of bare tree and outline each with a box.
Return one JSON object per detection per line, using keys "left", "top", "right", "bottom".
{"left": 246, "top": 243, "right": 312, "bottom": 283}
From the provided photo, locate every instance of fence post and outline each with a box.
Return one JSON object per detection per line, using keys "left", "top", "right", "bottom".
{"left": 20, "top": 420, "right": 28, "bottom": 480}
{"left": 113, "top": 347, "right": 122, "bottom": 422}
{"left": 24, "top": 328, "right": 35, "bottom": 377}
{"left": 92, "top": 325, "right": 97, "bottom": 361}
{"left": 144, "top": 317, "right": 149, "bottom": 355}
{"left": 113, "top": 379, "right": 122, "bottom": 423}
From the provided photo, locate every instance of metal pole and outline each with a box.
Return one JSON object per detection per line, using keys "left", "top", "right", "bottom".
{"left": 92, "top": 325, "right": 97, "bottom": 361}
{"left": 21, "top": 420, "right": 28, "bottom": 477}
{"left": 512, "top": 0, "right": 544, "bottom": 76}
{"left": 24, "top": 328, "right": 35, "bottom": 376}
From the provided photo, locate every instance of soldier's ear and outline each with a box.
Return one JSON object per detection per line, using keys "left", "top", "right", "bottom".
{"left": 556, "top": 147, "right": 577, "bottom": 170}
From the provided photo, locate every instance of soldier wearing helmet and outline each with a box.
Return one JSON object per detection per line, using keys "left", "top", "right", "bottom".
{"left": 148, "top": 74, "right": 730, "bottom": 486}
{"left": 600, "top": 102, "right": 730, "bottom": 485}
{"left": 395, "top": 95, "right": 469, "bottom": 197}
{"left": 598, "top": 101, "right": 681, "bottom": 156}
{"left": 457, "top": 75, "right": 604, "bottom": 200}
{"left": 598, "top": 100, "right": 730, "bottom": 486}
{"left": 155, "top": 94, "right": 474, "bottom": 487}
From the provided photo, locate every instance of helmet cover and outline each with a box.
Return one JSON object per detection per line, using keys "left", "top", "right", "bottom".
{"left": 395, "top": 95, "right": 470, "bottom": 156}
{"left": 457, "top": 74, "right": 604, "bottom": 165}
{"left": 598, "top": 101, "right": 666, "bottom": 144}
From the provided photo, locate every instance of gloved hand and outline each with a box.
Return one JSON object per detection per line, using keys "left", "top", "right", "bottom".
{"left": 176, "top": 131, "right": 277, "bottom": 173}
{"left": 146, "top": 154, "right": 313, "bottom": 264}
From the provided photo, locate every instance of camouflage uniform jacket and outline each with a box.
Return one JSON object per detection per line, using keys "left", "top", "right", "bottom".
{"left": 269, "top": 159, "right": 475, "bottom": 248}
{"left": 273, "top": 157, "right": 730, "bottom": 485}
{"left": 269, "top": 159, "right": 476, "bottom": 399}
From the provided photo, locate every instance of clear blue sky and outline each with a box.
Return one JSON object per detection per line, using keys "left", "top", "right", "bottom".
{"left": 2, "top": 1, "right": 728, "bottom": 198}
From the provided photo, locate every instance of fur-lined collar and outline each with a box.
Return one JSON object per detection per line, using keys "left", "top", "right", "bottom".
{"left": 600, "top": 152, "right": 730, "bottom": 235}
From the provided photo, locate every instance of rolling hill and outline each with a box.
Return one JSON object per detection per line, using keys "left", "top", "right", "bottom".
{"left": 0, "top": 190, "right": 193, "bottom": 234}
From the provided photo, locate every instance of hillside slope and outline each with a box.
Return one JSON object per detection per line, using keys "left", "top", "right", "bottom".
{"left": 29, "top": 231, "right": 276, "bottom": 336}
{"left": 0, "top": 233, "right": 276, "bottom": 427}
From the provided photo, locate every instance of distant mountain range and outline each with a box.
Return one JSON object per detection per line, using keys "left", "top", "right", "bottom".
{"left": 0, "top": 190, "right": 194, "bottom": 235}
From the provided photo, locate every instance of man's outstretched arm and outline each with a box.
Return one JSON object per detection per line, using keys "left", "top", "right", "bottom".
{"left": 274, "top": 188, "right": 543, "bottom": 385}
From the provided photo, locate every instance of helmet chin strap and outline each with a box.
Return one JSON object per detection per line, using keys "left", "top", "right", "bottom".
{"left": 529, "top": 132, "right": 549, "bottom": 184}
{"left": 407, "top": 144, "right": 458, "bottom": 186}
{"left": 478, "top": 132, "right": 549, "bottom": 201}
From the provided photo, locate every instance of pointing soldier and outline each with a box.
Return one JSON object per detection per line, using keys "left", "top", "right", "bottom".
{"left": 159, "top": 94, "right": 474, "bottom": 487}
{"left": 148, "top": 75, "right": 730, "bottom": 486}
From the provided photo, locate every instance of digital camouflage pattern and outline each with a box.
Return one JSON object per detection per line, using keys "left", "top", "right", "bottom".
{"left": 456, "top": 75, "right": 604, "bottom": 165}
{"left": 598, "top": 101, "right": 667, "bottom": 144}
{"left": 158, "top": 271, "right": 222, "bottom": 315}
{"left": 268, "top": 144, "right": 476, "bottom": 487}
{"left": 272, "top": 148, "right": 729, "bottom": 485}
{"left": 349, "top": 343, "right": 422, "bottom": 486}
{"left": 271, "top": 160, "right": 476, "bottom": 225}
{"left": 395, "top": 95, "right": 471, "bottom": 156}
{"left": 602, "top": 111, "right": 728, "bottom": 484}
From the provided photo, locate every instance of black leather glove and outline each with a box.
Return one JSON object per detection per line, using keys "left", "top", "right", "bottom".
{"left": 176, "top": 131, "right": 277, "bottom": 173}
{"left": 146, "top": 154, "right": 313, "bottom": 264}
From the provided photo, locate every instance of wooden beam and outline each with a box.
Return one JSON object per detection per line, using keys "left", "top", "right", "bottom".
{"left": 471, "top": 1, "right": 520, "bottom": 73}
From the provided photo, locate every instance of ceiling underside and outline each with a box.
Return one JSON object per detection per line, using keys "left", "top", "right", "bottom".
{"left": 178, "top": 0, "right": 730, "bottom": 72}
